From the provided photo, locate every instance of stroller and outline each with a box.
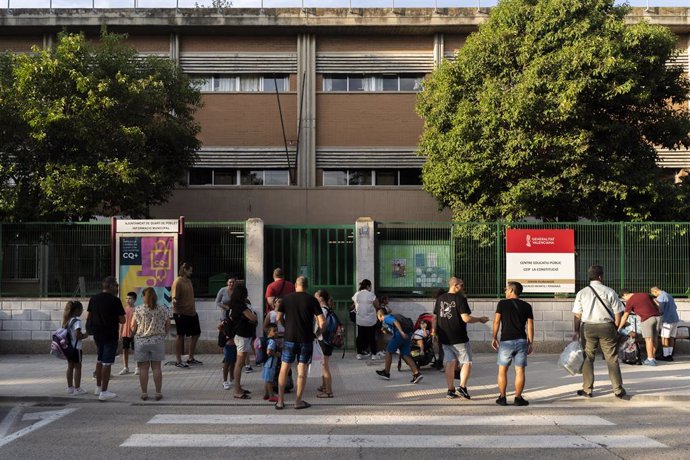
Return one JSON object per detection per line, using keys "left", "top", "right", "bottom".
{"left": 397, "top": 313, "right": 438, "bottom": 371}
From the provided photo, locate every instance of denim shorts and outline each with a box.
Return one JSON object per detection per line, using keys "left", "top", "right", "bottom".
{"left": 386, "top": 333, "right": 411, "bottom": 357}
{"left": 497, "top": 339, "right": 529, "bottom": 367}
{"left": 95, "top": 339, "right": 118, "bottom": 365}
{"left": 281, "top": 340, "right": 313, "bottom": 364}
{"left": 223, "top": 343, "right": 237, "bottom": 364}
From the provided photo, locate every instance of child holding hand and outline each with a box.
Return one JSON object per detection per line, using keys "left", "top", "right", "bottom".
{"left": 262, "top": 323, "right": 279, "bottom": 402}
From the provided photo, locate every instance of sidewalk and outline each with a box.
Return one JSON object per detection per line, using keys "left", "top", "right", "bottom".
{"left": 1, "top": 352, "right": 688, "bottom": 405}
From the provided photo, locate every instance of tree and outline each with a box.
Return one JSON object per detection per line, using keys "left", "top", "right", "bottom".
{"left": 417, "top": 0, "right": 690, "bottom": 222}
{"left": 0, "top": 31, "right": 202, "bottom": 222}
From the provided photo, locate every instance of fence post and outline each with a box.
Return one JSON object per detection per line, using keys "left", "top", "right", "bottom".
{"left": 245, "top": 218, "right": 265, "bottom": 337}
{"left": 356, "top": 218, "right": 376, "bottom": 291}
{"left": 619, "top": 222, "right": 625, "bottom": 291}
{"left": 496, "top": 221, "right": 502, "bottom": 298}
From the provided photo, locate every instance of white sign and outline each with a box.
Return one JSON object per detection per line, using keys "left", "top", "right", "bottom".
{"left": 116, "top": 219, "right": 179, "bottom": 234}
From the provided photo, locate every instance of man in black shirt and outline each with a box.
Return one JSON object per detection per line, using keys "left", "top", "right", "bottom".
{"left": 432, "top": 277, "right": 489, "bottom": 400}
{"left": 86, "top": 276, "right": 125, "bottom": 401}
{"left": 491, "top": 281, "right": 534, "bottom": 407}
{"left": 275, "top": 276, "right": 326, "bottom": 410}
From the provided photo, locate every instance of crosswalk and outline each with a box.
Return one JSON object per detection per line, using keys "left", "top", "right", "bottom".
{"left": 121, "top": 413, "right": 668, "bottom": 450}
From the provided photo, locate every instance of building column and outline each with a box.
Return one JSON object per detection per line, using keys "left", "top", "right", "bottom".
{"left": 355, "top": 217, "right": 376, "bottom": 290}
{"left": 297, "top": 33, "right": 316, "bottom": 188}
{"left": 245, "top": 218, "right": 264, "bottom": 336}
{"left": 433, "top": 33, "right": 444, "bottom": 68}
{"left": 170, "top": 32, "right": 179, "bottom": 64}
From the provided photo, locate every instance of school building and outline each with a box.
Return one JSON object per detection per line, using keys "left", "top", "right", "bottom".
{"left": 2, "top": 7, "right": 690, "bottom": 224}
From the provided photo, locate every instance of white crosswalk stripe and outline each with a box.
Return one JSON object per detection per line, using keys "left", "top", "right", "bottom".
{"left": 121, "top": 413, "right": 668, "bottom": 450}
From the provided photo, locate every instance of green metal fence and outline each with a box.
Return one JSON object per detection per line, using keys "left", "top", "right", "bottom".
{"left": 0, "top": 221, "right": 246, "bottom": 298}
{"left": 376, "top": 222, "right": 690, "bottom": 298}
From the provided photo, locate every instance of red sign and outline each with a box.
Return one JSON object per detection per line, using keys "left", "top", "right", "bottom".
{"left": 506, "top": 229, "right": 575, "bottom": 254}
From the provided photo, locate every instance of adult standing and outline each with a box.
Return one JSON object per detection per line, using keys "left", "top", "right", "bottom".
{"left": 275, "top": 276, "right": 326, "bottom": 410}
{"left": 432, "top": 277, "right": 489, "bottom": 400}
{"left": 131, "top": 287, "right": 170, "bottom": 401}
{"left": 229, "top": 285, "right": 257, "bottom": 399}
{"left": 620, "top": 290, "right": 661, "bottom": 366}
{"left": 172, "top": 262, "right": 202, "bottom": 368}
{"left": 215, "top": 276, "right": 237, "bottom": 320}
{"left": 491, "top": 281, "right": 534, "bottom": 406}
{"left": 651, "top": 286, "right": 681, "bottom": 361}
{"left": 572, "top": 265, "right": 626, "bottom": 398}
{"left": 86, "top": 276, "right": 125, "bottom": 401}
{"left": 265, "top": 268, "right": 295, "bottom": 313}
{"left": 352, "top": 279, "right": 381, "bottom": 360}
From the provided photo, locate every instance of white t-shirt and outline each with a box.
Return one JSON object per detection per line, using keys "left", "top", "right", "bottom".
{"left": 267, "top": 309, "right": 285, "bottom": 335}
{"left": 69, "top": 318, "right": 83, "bottom": 350}
{"left": 352, "top": 290, "right": 377, "bottom": 327}
{"left": 413, "top": 328, "right": 429, "bottom": 341}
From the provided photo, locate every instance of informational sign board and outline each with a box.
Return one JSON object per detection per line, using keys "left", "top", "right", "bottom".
{"left": 379, "top": 243, "right": 450, "bottom": 289}
{"left": 506, "top": 229, "right": 575, "bottom": 293}
{"left": 114, "top": 219, "right": 180, "bottom": 307}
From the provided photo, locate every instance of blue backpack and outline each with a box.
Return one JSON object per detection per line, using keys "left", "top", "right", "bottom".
{"left": 323, "top": 308, "right": 343, "bottom": 348}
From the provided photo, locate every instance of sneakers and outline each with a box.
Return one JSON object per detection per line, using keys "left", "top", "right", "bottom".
{"left": 222, "top": 381, "right": 232, "bottom": 390}
{"left": 187, "top": 358, "right": 203, "bottom": 365}
{"left": 268, "top": 396, "right": 279, "bottom": 402}
{"left": 72, "top": 387, "right": 88, "bottom": 396}
{"left": 243, "top": 365, "right": 254, "bottom": 373}
{"left": 514, "top": 396, "right": 529, "bottom": 406}
{"left": 447, "top": 390, "right": 459, "bottom": 399}
{"left": 457, "top": 386, "right": 471, "bottom": 400}
{"left": 98, "top": 390, "right": 117, "bottom": 401}
{"left": 371, "top": 351, "right": 385, "bottom": 360}
{"left": 614, "top": 389, "right": 627, "bottom": 399}
{"left": 356, "top": 352, "right": 371, "bottom": 360}
{"left": 66, "top": 387, "right": 74, "bottom": 395}
{"left": 496, "top": 395, "right": 507, "bottom": 406}
{"left": 376, "top": 370, "right": 391, "bottom": 380}
{"left": 118, "top": 367, "right": 130, "bottom": 376}
{"left": 94, "top": 386, "right": 101, "bottom": 395}
{"left": 134, "top": 367, "right": 140, "bottom": 375}
{"left": 411, "top": 373, "right": 424, "bottom": 384}
{"left": 175, "top": 362, "right": 190, "bottom": 368}
{"left": 659, "top": 355, "right": 674, "bottom": 362}
{"left": 643, "top": 358, "right": 657, "bottom": 366}
{"left": 576, "top": 389, "right": 592, "bottom": 398}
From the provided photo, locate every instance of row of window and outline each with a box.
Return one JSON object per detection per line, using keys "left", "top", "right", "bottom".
{"left": 190, "top": 74, "right": 424, "bottom": 93}
{"left": 187, "top": 168, "right": 422, "bottom": 187}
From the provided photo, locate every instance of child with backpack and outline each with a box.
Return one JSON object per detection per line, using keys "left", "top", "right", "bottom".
{"left": 261, "top": 323, "right": 280, "bottom": 402}
{"left": 374, "top": 309, "right": 423, "bottom": 384}
{"left": 315, "top": 289, "right": 342, "bottom": 398}
{"left": 63, "top": 300, "right": 89, "bottom": 395}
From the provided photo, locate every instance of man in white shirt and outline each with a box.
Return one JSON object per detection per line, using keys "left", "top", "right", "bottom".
{"left": 572, "top": 265, "right": 626, "bottom": 399}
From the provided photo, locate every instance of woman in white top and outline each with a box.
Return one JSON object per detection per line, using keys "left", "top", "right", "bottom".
{"left": 352, "top": 279, "right": 380, "bottom": 360}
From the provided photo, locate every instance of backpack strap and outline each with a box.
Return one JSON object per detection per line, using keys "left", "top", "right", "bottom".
{"left": 588, "top": 286, "right": 615, "bottom": 321}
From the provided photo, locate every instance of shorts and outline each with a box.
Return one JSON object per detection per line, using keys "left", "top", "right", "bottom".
{"left": 318, "top": 340, "right": 334, "bottom": 357}
{"left": 641, "top": 316, "right": 660, "bottom": 339}
{"left": 497, "top": 339, "right": 529, "bottom": 367}
{"left": 122, "top": 337, "right": 134, "bottom": 351}
{"left": 660, "top": 322, "right": 679, "bottom": 339}
{"left": 173, "top": 313, "right": 201, "bottom": 337}
{"left": 134, "top": 339, "right": 165, "bottom": 363}
{"left": 386, "top": 333, "right": 412, "bottom": 357}
{"left": 443, "top": 342, "right": 473, "bottom": 365}
{"left": 234, "top": 336, "right": 252, "bottom": 353}
{"left": 261, "top": 360, "right": 277, "bottom": 382}
{"left": 67, "top": 349, "right": 82, "bottom": 364}
{"left": 281, "top": 340, "right": 313, "bottom": 364}
{"left": 223, "top": 343, "right": 237, "bottom": 364}
{"left": 95, "top": 339, "right": 118, "bottom": 365}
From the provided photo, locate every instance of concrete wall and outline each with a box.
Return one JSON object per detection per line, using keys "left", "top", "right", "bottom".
{"left": 4, "top": 296, "right": 689, "bottom": 354}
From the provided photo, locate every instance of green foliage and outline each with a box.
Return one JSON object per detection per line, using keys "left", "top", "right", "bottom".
{"left": 417, "top": 0, "right": 690, "bottom": 222}
{"left": 0, "top": 31, "right": 202, "bottom": 221}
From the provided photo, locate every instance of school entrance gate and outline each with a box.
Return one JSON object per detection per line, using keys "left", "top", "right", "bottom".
{"left": 264, "top": 225, "right": 356, "bottom": 349}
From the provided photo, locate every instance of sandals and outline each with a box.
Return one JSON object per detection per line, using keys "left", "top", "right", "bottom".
{"left": 316, "top": 391, "right": 333, "bottom": 398}
{"left": 275, "top": 403, "right": 284, "bottom": 410}
{"left": 140, "top": 393, "right": 148, "bottom": 401}
{"left": 154, "top": 393, "right": 163, "bottom": 401}
{"left": 295, "top": 401, "right": 312, "bottom": 410}
{"left": 233, "top": 393, "right": 251, "bottom": 399}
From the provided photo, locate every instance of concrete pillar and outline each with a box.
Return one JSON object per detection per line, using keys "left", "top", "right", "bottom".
{"left": 433, "top": 33, "right": 444, "bottom": 68}
{"left": 245, "top": 218, "right": 264, "bottom": 336}
{"left": 355, "top": 217, "right": 376, "bottom": 290}
{"left": 170, "top": 32, "right": 179, "bottom": 64}
{"left": 297, "top": 33, "right": 316, "bottom": 188}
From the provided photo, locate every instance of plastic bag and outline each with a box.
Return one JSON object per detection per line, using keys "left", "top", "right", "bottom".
{"left": 309, "top": 340, "right": 324, "bottom": 379}
{"left": 559, "top": 341, "right": 584, "bottom": 376}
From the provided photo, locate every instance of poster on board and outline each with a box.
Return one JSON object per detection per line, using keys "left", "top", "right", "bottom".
{"left": 506, "top": 229, "right": 575, "bottom": 293}
{"left": 115, "top": 219, "right": 180, "bottom": 308}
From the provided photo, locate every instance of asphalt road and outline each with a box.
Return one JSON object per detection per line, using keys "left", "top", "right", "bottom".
{"left": 1, "top": 398, "right": 689, "bottom": 459}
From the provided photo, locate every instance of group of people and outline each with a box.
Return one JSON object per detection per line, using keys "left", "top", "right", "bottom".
{"left": 59, "top": 262, "right": 681, "bottom": 406}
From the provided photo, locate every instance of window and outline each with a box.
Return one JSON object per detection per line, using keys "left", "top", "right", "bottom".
{"left": 3, "top": 244, "right": 39, "bottom": 280}
{"left": 188, "top": 168, "right": 289, "bottom": 186}
{"left": 214, "top": 168, "right": 237, "bottom": 185}
{"left": 189, "top": 168, "right": 213, "bottom": 185}
{"left": 323, "top": 74, "right": 424, "bottom": 92}
{"left": 191, "top": 74, "right": 289, "bottom": 93}
{"left": 323, "top": 169, "right": 422, "bottom": 187}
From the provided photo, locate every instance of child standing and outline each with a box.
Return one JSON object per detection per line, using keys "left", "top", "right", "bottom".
{"left": 262, "top": 323, "right": 279, "bottom": 402}
{"left": 64, "top": 300, "right": 88, "bottom": 395}
{"left": 412, "top": 320, "right": 431, "bottom": 354}
{"left": 119, "top": 292, "right": 137, "bottom": 375}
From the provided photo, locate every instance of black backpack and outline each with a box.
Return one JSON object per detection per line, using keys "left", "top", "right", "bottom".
{"left": 393, "top": 314, "right": 414, "bottom": 334}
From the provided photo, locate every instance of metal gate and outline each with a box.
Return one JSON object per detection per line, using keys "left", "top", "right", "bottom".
{"left": 264, "top": 225, "right": 356, "bottom": 349}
